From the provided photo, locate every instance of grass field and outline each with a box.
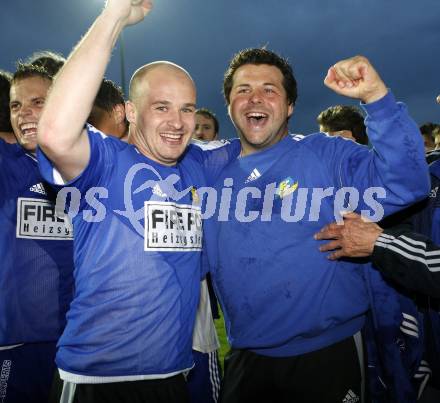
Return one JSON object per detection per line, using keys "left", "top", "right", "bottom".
{"left": 214, "top": 313, "right": 229, "bottom": 369}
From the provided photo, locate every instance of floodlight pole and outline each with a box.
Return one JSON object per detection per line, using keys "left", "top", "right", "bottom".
{"left": 119, "top": 31, "right": 127, "bottom": 96}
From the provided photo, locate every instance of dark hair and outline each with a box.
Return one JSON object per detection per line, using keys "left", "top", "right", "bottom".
{"left": 317, "top": 105, "right": 368, "bottom": 145}
{"left": 195, "top": 108, "right": 219, "bottom": 134}
{"left": 420, "top": 122, "right": 440, "bottom": 137}
{"left": 93, "top": 79, "right": 125, "bottom": 112}
{"left": 12, "top": 62, "right": 53, "bottom": 85}
{"left": 26, "top": 50, "right": 65, "bottom": 77}
{"left": 0, "top": 70, "right": 12, "bottom": 132}
{"left": 88, "top": 78, "right": 128, "bottom": 131}
{"left": 223, "top": 48, "right": 297, "bottom": 106}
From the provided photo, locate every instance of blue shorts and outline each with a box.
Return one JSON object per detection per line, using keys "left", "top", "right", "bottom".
{"left": 187, "top": 350, "right": 222, "bottom": 403}
{"left": 0, "top": 342, "right": 57, "bottom": 403}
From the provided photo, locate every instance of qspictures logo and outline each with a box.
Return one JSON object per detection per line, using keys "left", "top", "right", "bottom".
{"left": 0, "top": 360, "right": 11, "bottom": 403}
{"left": 54, "top": 163, "right": 388, "bottom": 228}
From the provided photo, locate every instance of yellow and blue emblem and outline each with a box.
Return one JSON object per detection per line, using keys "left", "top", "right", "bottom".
{"left": 191, "top": 187, "right": 200, "bottom": 205}
{"left": 276, "top": 177, "right": 299, "bottom": 199}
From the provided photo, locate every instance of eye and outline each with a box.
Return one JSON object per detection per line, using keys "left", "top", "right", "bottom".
{"left": 35, "top": 98, "right": 45, "bottom": 106}
{"left": 237, "top": 88, "right": 249, "bottom": 94}
{"left": 156, "top": 106, "right": 168, "bottom": 112}
{"left": 10, "top": 102, "right": 19, "bottom": 112}
{"left": 264, "top": 87, "right": 275, "bottom": 94}
{"left": 182, "top": 107, "right": 195, "bottom": 113}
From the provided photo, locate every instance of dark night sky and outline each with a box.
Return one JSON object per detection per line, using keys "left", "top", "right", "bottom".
{"left": 1, "top": 0, "right": 439, "bottom": 138}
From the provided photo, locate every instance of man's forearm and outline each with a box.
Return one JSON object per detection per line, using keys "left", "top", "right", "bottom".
{"left": 38, "top": 11, "right": 124, "bottom": 155}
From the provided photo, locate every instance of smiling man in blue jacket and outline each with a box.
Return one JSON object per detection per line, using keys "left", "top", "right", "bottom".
{"left": 203, "top": 48, "right": 430, "bottom": 403}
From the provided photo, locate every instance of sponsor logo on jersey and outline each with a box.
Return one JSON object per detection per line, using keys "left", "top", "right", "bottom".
{"left": 245, "top": 168, "right": 261, "bottom": 183}
{"left": 342, "top": 389, "right": 360, "bottom": 403}
{"left": 152, "top": 183, "right": 168, "bottom": 198}
{"left": 29, "top": 182, "right": 47, "bottom": 195}
{"left": 16, "top": 198, "right": 73, "bottom": 240}
{"left": 144, "top": 201, "right": 202, "bottom": 252}
{"left": 276, "top": 177, "right": 299, "bottom": 199}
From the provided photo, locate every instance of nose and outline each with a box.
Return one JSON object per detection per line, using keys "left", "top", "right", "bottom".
{"left": 249, "top": 88, "right": 263, "bottom": 104}
{"left": 18, "top": 103, "right": 33, "bottom": 117}
{"left": 194, "top": 125, "right": 203, "bottom": 135}
{"left": 167, "top": 109, "right": 183, "bottom": 130}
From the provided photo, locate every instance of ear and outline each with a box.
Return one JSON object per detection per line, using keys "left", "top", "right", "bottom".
{"left": 113, "top": 104, "right": 126, "bottom": 125}
{"left": 125, "top": 101, "right": 136, "bottom": 124}
{"left": 287, "top": 103, "right": 294, "bottom": 118}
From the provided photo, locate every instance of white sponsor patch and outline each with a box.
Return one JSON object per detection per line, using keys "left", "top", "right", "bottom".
{"left": 16, "top": 198, "right": 73, "bottom": 240}
{"left": 144, "top": 201, "right": 202, "bottom": 252}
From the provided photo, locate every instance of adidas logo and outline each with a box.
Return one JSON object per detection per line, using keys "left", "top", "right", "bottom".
{"left": 342, "top": 389, "right": 360, "bottom": 403}
{"left": 245, "top": 168, "right": 261, "bottom": 183}
{"left": 152, "top": 184, "right": 167, "bottom": 198}
{"left": 29, "top": 183, "right": 47, "bottom": 195}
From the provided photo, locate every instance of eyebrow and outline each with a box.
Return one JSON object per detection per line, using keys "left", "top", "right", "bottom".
{"left": 234, "top": 83, "right": 278, "bottom": 88}
{"left": 10, "top": 96, "right": 45, "bottom": 104}
{"left": 151, "top": 100, "right": 171, "bottom": 106}
{"left": 151, "top": 100, "right": 196, "bottom": 108}
{"left": 183, "top": 103, "right": 197, "bottom": 109}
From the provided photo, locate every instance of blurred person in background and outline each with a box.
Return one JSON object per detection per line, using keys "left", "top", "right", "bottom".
{"left": 317, "top": 104, "right": 368, "bottom": 145}
{"left": 88, "top": 78, "right": 129, "bottom": 141}
{"left": 420, "top": 122, "right": 437, "bottom": 153}
{"left": 193, "top": 108, "right": 219, "bottom": 141}
{"left": 422, "top": 123, "right": 440, "bottom": 163}
{"left": 0, "top": 70, "right": 15, "bottom": 143}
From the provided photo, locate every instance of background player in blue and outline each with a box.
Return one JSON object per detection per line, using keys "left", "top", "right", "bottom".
{"left": 202, "top": 49, "right": 430, "bottom": 402}
{"left": 0, "top": 64, "right": 74, "bottom": 403}
{"left": 36, "top": 1, "right": 237, "bottom": 402}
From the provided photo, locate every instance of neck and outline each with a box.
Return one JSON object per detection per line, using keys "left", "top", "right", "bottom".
{"left": 239, "top": 131, "right": 288, "bottom": 158}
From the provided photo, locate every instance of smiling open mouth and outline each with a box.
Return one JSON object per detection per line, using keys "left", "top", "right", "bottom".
{"left": 160, "top": 132, "right": 184, "bottom": 143}
{"left": 246, "top": 112, "right": 268, "bottom": 125}
{"left": 20, "top": 122, "right": 38, "bottom": 137}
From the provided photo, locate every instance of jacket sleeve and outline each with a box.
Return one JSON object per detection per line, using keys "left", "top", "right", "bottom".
{"left": 305, "top": 92, "right": 429, "bottom": 218}
{"left": 372, "top": 228, "right": 440, "bottom": 297}
{"left": 334, "top": 91, "right": 429, "bottom": 216}
{"left": 360, "top": 91, "right": 429, "bottom": 208}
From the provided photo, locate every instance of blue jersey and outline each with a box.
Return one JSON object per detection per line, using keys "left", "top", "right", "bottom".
{"left": 0, "top": 140, "right": 74, "bottom": 346}
{"left": 203, "top": 91, "right": 429, "bottom": 357}
{"left": 38, "top": 126, "right": 239, "bottom": 379}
